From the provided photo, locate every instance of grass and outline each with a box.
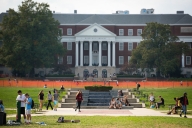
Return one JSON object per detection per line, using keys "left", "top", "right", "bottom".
{"left": 135, "top": 88, "right": 192, "bottom": 110}
{"left": 0, "top": 87, "right": 192, "bottom": 127}
{"left": 1, "top": 116, "right": 192, "bottom": 128}
{"left": 0, "top": 87, "right": 66, "bottom": 108}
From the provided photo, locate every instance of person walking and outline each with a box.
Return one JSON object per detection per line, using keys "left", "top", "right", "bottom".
{"left": 47, "top": 91, "right": 53, "bottom": 110}
{"left": 75, "top": 90, "right": 83, "bottom": 112}
{"left": 0, "top": 99, "right": 6, "bottom": 125}
{"left": 25, "top": 93, "right": 32, "bottom": 124}
{"left": 38, "top": 90, "right": 44, "bottom": 111}
{"left": 16, "top": 90, "right": 26, "bottom": 123}
{"left": 53, "top": 90, "right": 59, "bottom": 111}
{"left": 179, "top": 92, "right": 189, "bottom": 118}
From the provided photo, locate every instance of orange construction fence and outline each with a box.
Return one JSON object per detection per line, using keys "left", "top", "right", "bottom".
{"left": 0, "top": 80, "right": 192, "bottom": 88}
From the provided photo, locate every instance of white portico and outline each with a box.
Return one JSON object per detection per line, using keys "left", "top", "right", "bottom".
{"left": 74, "top": 23, "right": 117, "bottom": 79}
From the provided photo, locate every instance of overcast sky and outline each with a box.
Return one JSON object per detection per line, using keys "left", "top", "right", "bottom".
{"left": 0, "top": 0, "right": 192, "bottom": 15}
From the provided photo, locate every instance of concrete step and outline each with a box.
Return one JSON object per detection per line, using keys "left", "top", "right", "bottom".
{"left": 80, "top": 106, "right": 134, "bottom": 109}
{"left": 130, "top": 103, "right": 144, "bottom": 108}
{"left": 60, "top": 103, "right": 76, "bottom": 108}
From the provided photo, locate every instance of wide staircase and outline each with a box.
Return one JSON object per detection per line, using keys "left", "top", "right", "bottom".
{"left": 59, "top": 88, "right": 145, "bottom": 109}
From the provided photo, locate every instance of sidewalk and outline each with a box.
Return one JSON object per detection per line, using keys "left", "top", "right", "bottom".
{"left": 7, "top": 108, "right": 192, "bottom": 118}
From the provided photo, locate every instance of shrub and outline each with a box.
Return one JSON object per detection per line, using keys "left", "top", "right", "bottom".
{"left": 85, "top": 85, "right": 113, "bottom": 91}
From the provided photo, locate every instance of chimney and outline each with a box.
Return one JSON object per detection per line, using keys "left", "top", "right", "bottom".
{"left": 177, "top": 11, "right": 184, "bottom": 14}
{"left": 53, "top": 11, "right": 55, "bottom": 13}
{"left": 74, "top": 10, "right": 77, "bottom": 14}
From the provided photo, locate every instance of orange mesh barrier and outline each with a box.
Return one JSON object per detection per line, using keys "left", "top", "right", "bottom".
{"left": 0, "top": 80, "right": 192, "bottom": 88}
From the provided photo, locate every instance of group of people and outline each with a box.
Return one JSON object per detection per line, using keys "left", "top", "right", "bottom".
{"left": 149, "top": 92, "right": 189, "bottom": 118}
{"left": 109, "top": 90, "right": 130, "bottom": 109}
{"left": 167, "top": 92, "right": 189, "bottom": 118}
{"left": 15, "top": 89, "right": 60, "bottom": 124}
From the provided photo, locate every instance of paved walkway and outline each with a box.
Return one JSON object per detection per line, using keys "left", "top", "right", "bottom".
{"left": 7, "top": 108, "right": 192, "bottom": 118}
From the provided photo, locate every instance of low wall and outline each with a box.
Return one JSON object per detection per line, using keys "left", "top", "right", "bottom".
{"left": 0, "top": 80, "right": 191, "bottom": 88}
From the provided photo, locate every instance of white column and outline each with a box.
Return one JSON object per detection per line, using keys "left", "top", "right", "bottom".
{"left": 112, "top": 42, "right": 116, "bottom": 67}
{"left": 182, "top": 54, "right": 185, "bottom": 67}
{"left": 75, "top": 41, "right": 79, "bottom": 67}
{"left": 89, "top": 41, "right": 92, "bottom": 66}
{"left": 80, "top": 41, "right": 83, "bottom": 66}
{"left": 108, "top": 41, "right": 111, "bottom": 66}
{"left": 99, "top": 41, "right": 102, "bottom": 66}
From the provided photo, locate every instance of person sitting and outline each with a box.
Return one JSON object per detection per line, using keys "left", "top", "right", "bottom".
{"left": 118, "top": 90, "right": 124, "bottom": 97}
{"left": 149, "top": 93, "right": 155, "bottom": 107}
{"left": 167, "top": 97, "right": 181, "bottom": 115}
{"left": 109, "top": 98, "right": 116, "bottom": 109}
{"left": 115, "top": 98, "right": 122, "bottom": 109}
{"left": 44, "top": 84, "right": 47, "bottom": 88}
{"left": 121, "top": 95, "right": 130, "bottom": 106}
{"left": 60, "top": 85, "right": 65, "bottom": 91}
{"left": 156, "top": 96, "right": 165, "bottom": 109}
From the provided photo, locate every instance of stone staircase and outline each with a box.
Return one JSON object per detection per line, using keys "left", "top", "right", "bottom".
{"left": 59, "top": 88, "right": 145, "bottom": 109}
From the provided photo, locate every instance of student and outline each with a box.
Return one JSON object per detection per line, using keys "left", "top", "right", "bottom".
{"left": 0, "top": 99, "right": 6, "bottom": 125}
{"left": 179, "top": 92, "right": 189, "bottom": 118}
{"left": 60, "top": 85, "right": 65, "bottom": 91}
{"left": 109, "top": 98, "right": 116, "bottom": 109}
{"left": 53, "top": 90, "right": 59, "bottom": 111}
{"left": 16, "top": 90, "right": 26, "bottom": 123}
{"left": 149, "top": 93, "right": 155, "bottom": 107}
{"left": 47, "top": 91, "right": 53, "bottom": 110}
{"left": 167, "top": 97, "right": 181, "bottom": 115}
{"left": 156, "top": 96, "right": 165, "bottom": 109}
{"left": 25, "top": 93, "right": 32, "bottom": 124}
{"left": 38, "top": 90, "right": 44, "bottom": 111}
{"left": 75, "top": 90, "right": 83, "bottom": 112}
{"left": 115, "top": 98, "right": 122, "bottom": 109}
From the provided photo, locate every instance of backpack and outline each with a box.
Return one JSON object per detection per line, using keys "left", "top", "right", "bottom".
{"left": 31, "top": 99, "right": 34, "bottom": 109}
{"left": 57, "top": 116, "right": 64, "bottom": 123}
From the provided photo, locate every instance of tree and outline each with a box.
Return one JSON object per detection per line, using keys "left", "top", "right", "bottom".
{"left": 130, "top": 22, "right": 190, "bottom": 77}
{"left": 0, "top": 0, "right": 65, "bottom": 76}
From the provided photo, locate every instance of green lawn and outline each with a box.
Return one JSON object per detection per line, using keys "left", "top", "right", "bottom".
{"left": 0, "top": 87, "right": 66, "bottom": 108}
{"left": 137, "top": 88, "right": 192, "bottom": 110}
{"left": 2, "top": 116, "right": 192, "bottom": 128}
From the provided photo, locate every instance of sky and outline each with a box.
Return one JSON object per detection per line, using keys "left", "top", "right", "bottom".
{"left": 0, "top": 0, "right": 192, "bottom": 15}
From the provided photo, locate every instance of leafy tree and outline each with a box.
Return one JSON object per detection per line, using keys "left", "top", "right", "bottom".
{"left": 130, "top": 22, "right": 190, "bottom": 77}
{"left": 0, "top": 0, "right": 65, "bottom": 76}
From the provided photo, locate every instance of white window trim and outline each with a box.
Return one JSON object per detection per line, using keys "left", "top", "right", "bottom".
{"left": 128, "top": 29, "right": 133, "bottom": 36}
{"left": 67, "top": 56, "right": 72, "bottom": 64}
{"left": 58, "top": 56, "right": 63, "bottom": 64}
{"left": 67, "top": 42, "right": 72, "bottom": 50}
{"left": 119, "top": 29, "right": 124, "bottom": 36}
{"left": 119, "top": 42, "right": 124, "bottom": 51}
{"left": 128, "top": 42, "right": 133, "bottom": 51}
{"left": 186, "top": 56, "right": 191, "bottom": 65}
{"left": 137, "top": 29, "right": 142, "bottom": 36}
{"left": 119, "top": 56, "right": 124, "bottom": 65}
{"left": 67, "top": 28, "right": 72, "bottom": 35}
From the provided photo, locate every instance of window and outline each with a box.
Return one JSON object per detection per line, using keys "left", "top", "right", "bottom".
{"left": 119, "top": 42, "right": 124, "bottom": 51}
{"left": 59, "top": 28, "right": 63, "bottom": 35}
{"left": 67, "top": 56, "right": 72, "bottom": 64}
{"left": 186, "top": 56, "right": 191, "bottom": 65}
{"left": 84, "top": 56, "right": 89, "bottom": 64}
{"left": 102, "top": 56, "right": 107, "bottom": 64}
{"left": 119, "top": 56, "right": 124, "bottom": 65}
{"left": 137, "top": 29, "right": 142, "bottom": 36}
{"left": 128, "top": 56, "right": 131, "bottom": 64}
{"left": 58, "top": 56, "right": 63, "bottom": 64}
{"left": 119, "top": 29, "right": 124, "bottom": 36}
{"left": 128, "top": 29, "right": 133, "bottom": 36}
{"left": 181, "top": 27, "right": 192, "bottom": 33}
{"left": 102, "top": 43, "right": 107, "bottom": 50}
{"left": 84, "top": 42, "right": 88, "bottom": 50}
{"left": 93, "top": 42, "right": 98, "bottom": 51}
{"left": 187, "top": 42, "right": 191, "bottom": 49}
{"left": 67, "top": 42, "right": 72, "bottom": 50}
{"left": 67, "top": 28, "right": 72, "bottom": 35}
{"left": 128, "top": 42, "right": 133, "bottom": 51}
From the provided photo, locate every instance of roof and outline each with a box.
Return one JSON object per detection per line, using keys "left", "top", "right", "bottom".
{"left": 1, "top": 12, "right": 192, "bottom": 25}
